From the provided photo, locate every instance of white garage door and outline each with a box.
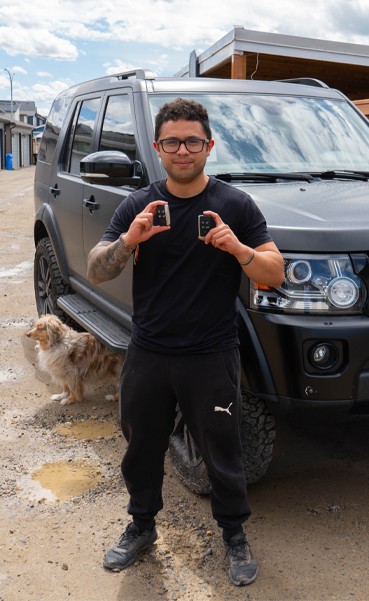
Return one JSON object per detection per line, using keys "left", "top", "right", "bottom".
{"left": 22, "top": 135, "right": 31, "bottom": 167}
{"left": 11, "top": 134, "right": 20, "bottom": 168}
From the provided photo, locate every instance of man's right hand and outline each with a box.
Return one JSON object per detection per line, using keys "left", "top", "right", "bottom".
{"left": 123, "top": 201, "right": 170, "bottom": 247}
{"left": 87, "top": 201, "right": 170, "bottom": 286}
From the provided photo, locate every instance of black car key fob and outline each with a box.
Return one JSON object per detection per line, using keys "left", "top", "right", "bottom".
{"left": 198, "top": 214, "right": 216, "bottom": 239}
{"left": 154, "top": 204, "right": 170, "bottom": 226}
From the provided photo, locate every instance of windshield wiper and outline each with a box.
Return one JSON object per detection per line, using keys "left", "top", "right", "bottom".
{"left": 214, "top": 172, "right": 314, "bottom": 183}
{"left": 311, "top": 170, "right": 369, "bottom": 181}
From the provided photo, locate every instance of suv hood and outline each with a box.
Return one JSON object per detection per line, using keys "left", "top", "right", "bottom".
{"left": 236, "top": 179, "right": 369, "bottom": 252}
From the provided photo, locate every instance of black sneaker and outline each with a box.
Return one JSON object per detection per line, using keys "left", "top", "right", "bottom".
{"left": 224, "top": 532, "right": 259, "bottom": 586}
{"left": 103, "top": 522, "right": 158, "bottom": 571}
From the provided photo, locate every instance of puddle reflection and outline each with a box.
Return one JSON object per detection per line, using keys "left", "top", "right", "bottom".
{"left": 31, "top": 460, "right": 101, "bottom": 501}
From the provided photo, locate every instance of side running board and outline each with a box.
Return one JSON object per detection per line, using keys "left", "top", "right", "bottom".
{"left": 57, "top": 294, "right": 131, "bottom": 352}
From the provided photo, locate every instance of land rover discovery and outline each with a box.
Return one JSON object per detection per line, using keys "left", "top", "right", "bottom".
{"left": 33, "top": 70, "right": 369, "bottom": 492}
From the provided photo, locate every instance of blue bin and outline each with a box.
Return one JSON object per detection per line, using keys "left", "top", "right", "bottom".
{"left": 6, "top": 153, "right": 13, "bottom": 170}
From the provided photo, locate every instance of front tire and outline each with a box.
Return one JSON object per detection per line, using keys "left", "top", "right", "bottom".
{"left": 168, "top": 387, "right": 275, "bottom": 494}
{"left": 239, "top": 390, "right": 276, "bottom": 484}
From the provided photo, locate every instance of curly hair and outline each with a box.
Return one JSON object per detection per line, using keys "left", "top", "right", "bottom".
{"left": 155, "top": 97, "right": 212, "bottom": 141}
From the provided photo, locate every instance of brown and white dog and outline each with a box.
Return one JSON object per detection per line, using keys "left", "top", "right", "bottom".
{"left": 26, "top": 314, "right": 124, "bottom": 405}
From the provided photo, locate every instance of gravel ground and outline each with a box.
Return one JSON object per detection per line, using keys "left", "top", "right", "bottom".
{"left": 1, "top": 166, "right": 369, "bottom": 601}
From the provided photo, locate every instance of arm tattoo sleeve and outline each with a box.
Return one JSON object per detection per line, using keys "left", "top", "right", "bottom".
{"left": 89, "top": 237, "right": 136, "bottom": 283}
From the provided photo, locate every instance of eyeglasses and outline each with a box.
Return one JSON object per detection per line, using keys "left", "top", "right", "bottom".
{"left": 158, "top": 137, "right": 210, "bottom": 154}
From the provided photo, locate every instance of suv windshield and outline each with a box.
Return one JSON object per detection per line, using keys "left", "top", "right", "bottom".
{"left": 149, "top": 94, "right": 369, "bottom": 175}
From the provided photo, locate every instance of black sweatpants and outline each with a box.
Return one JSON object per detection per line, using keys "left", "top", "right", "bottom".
{"left": 119, "top": 343, "right": 251, "bottom": 531}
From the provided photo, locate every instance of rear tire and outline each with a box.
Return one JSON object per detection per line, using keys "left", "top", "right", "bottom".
{"left": 168, "top": 406, "right": 210, "bottom": 495}
{"left": 34, "top": 238, "right": 74, "bottom": 324}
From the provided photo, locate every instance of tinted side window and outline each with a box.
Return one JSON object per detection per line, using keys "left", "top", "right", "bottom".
{"left": 38, "top": 93, "right": 73, "bottom": 163}
{"left": 68, "top": 98, "right": 101, "bottom": 175}
{"left": 99, "top": 95, "right": 136, "bottom": 160}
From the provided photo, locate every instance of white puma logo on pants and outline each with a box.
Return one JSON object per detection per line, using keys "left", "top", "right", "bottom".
{"left": 214, "top": 402, "right": 233, "bottom": 416}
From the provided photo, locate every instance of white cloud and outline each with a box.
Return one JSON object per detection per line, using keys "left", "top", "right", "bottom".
{"left": 12, "top": 66, "right": 27, "bottom": 75}
{"left": 0, "top": 73, "right": 9, "bottom": 90}
{"left": 31, "top": 80, "right": 72, "bottom": 105}
{"left": 146, "top": 54, "right": 170, "bottom": 74}
{"left": 104, "top": 54, "right": 169, "bottom": 76}
{"left": 103, "top": 59, "right": 142, "bottom": 76}
{"left": 4, "top": 78, "right": 72, "bottom": 115}
{"left": 1, "top": 0, "right": 369, "bottom": 117}
{"left": 0, "top": 26, "right": 78, "bottom": 60}
{"left": 1, "top": 0, "right": 369, "bottom": 64}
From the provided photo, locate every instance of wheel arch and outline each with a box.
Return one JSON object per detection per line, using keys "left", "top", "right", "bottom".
{"left": 236, "top": 298, "right": 278, "bottom": 402}
{"left": 34, "top": 204, "right": 70, "bottom": 283}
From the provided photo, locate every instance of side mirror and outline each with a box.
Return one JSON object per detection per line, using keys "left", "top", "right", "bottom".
{"left": 80, "top": 151, "right": 142, "bottom": 187}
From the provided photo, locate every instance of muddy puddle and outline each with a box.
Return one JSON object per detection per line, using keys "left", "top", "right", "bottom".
{"left": 25, "top": 421, "right": 118, "bottom": 502}
{"left": 31, "top": 459, "right": 101, "bottom": 501}
{"left": 53, "top": 419, "right": 118, "bottom": 440}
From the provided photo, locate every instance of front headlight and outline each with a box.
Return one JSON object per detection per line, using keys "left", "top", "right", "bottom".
{"left": 251, "top": 254, "right": 366, "bottom": 314}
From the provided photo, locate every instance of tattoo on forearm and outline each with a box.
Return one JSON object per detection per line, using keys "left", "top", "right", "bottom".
{"left": 89, "top": 237, "right": 135, "bottom": 282}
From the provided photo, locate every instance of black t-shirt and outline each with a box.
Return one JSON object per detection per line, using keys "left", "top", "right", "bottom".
{"left": 102, "top": 176, "right": 272, "bottom": 354}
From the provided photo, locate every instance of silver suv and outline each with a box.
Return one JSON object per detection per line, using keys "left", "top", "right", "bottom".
{"left": 33, "top": 70, "right": 369, "bottom": 492}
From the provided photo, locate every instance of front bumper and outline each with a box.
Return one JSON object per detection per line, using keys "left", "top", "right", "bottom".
{"left": 249, "top": 311, "right": 369, "bottom": 412}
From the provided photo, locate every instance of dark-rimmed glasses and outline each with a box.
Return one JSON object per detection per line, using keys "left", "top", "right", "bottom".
{"left": 158, "top": 137, "right": 210, "bottom": 154}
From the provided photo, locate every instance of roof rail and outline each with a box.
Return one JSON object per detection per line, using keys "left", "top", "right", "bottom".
{"left": 116, "top": 69, "right": 156, "bottom": 81}
{"left": 277, "top": 78, "right": 329, "bottom": 88}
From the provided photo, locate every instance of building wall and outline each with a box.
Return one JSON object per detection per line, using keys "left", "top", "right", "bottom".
{"left": 0, "top": 122, "right": 33, "bottom": 169}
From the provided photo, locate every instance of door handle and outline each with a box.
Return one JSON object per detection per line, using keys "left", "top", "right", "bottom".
{"left": 83, "top": 195, "right": 100, "bottom": 213}
{"left": 49, "top": 184, "right": 60, "bottom": 197}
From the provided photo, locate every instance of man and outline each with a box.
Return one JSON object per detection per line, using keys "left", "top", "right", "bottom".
{"left": 87, "top": 98, "right": 284, "bottom": 586}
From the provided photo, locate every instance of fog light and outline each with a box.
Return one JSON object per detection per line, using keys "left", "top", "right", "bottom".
{"left": 327, "top": 277, "right": 359, "bottom": 308}
{"left": 310, "top": 343, "right": 338, "bottom": 370}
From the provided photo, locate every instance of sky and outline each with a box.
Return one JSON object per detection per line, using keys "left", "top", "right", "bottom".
{"left": 0, "top": 0, "right": 369, "bottom": 117}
